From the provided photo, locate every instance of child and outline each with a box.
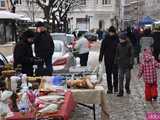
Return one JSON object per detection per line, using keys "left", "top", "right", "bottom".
{"left": 138, "top": 49, "right": 160, "bottom": 101}
{"left": 115, "top": 32, "right": 134, "bottom": 97}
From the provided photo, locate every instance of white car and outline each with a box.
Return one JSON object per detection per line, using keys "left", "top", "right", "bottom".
{"left": 52, "top": 40, "right": 76, "bottom": 72}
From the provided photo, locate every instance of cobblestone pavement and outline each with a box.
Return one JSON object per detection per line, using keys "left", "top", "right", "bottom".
{"left": 71, "top": 66, "right": 160, "bottom": 120}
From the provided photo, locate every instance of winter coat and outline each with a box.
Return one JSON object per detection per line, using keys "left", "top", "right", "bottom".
{"left": 14, "top": 40, "right": 34, "bottom": 76}
{"left": 152, "top": 31, "right": 160, "bottom": 51}
{"left": 75, "top": 36, "right": 90, "bottom": 54}
{"left": 99, "top": 34, "right": 119, "bottom": 71}
{"left": 138, "top": 50, "right": 160, "bottom": 84}
{"left": 34, "top": 31, "right": 54, "bottom": 58}
{"left": 115, "top": 41, "right": 134, "bottom": 69}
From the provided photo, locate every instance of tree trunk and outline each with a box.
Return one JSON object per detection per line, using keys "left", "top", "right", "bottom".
{"left": 52, "top": 13, "right": 56, "bottom": 32}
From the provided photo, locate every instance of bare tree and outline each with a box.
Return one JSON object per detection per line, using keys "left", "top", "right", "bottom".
{"left": 25, "top": 0, "right": 40, "bottom": 22}
{"left": 35, "top": 0, "right": 81, "bottom": 32}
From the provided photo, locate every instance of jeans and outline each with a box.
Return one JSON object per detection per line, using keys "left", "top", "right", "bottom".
{"left": 119, "top": 68, "right": 131, "bottom": 94}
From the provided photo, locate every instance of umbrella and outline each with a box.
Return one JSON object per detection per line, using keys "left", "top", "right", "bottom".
{"left": 139, "top": 16, "right": 156, "bottom": 25}
{"left": 0, "top": 11, "right": 21, "bottom": 20}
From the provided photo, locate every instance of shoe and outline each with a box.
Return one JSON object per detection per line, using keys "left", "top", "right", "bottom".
{"left": 107, "top": 90, "right": 113, "bottom": 94}
{"left": 126, "top": 90, "right": 131, "bottom": 94}
{"left": 153, "top": 97, "right": 157, "bottom": 101}
{"left": 117, "top": 93, "right": 123, "bottom": 97}
{"left": 114, "top": 88, "right": 118, "bottom": 93}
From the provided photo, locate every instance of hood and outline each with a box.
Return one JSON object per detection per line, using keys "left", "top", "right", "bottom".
{"left": 143, "top": 49, "right": 153, "bottom": 62}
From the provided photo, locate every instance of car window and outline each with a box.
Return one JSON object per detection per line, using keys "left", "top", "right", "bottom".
{"left": 51, "top": 34, "right": 66, "bottom": 41}
{"left": 54, "top": 42, "right": 62, "bottom": 52}
{"left": 66, "top": 36, "right": 73, "bottom": 44}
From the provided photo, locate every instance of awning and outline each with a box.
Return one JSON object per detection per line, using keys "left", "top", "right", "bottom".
{"left": 0, "top": 11, "right": 21, "bottom": 20}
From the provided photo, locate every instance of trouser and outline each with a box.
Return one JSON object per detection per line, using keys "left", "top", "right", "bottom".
{"left": 105, "top": 65, "right": 118, "bottom": 92}
{"left": 119, "top": 68, "right": 131, "bottom": 94}
{"left": 36, "top": 55, "right": 53, "bottom": 76}
{"left": 145, "top": 82, "right": 158, "bottom": 101}
{"left": 79, "top": 52, "right": 89, "bottom": 66}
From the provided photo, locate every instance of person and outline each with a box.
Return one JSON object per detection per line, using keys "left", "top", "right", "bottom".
{"left": 115, "top": 32, "right": 134, "bottom": 97}
{"left": 96, "top": 29, "right": 103, "bottom": 41}
{"left": 13, "top": 30, "right": 35, "bottom": 76}
{"left": 140, "top": 28, "right": 154, "bottom": 52}
{"left": 99, "top": 26, "right": 119, "bottom": 94}
{"left": 34, "top": 22, "right": 54, "bottom": 76}
{"left": 152, "top": 27, "right": 160, "bottom": 62}
{"left": 138, "top": 49, "right": 160, "bottom": 101}
{"left": 139, "top": 28, "right": 154, "bottom": 63}
{"left": 75, "top": 32, "right": 93, "bottom": 66}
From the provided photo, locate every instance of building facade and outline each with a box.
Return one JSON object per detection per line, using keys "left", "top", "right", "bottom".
{"left": 0, "top": 0, "right": 12, "bottom": 11}
{"left": 144, "top": 0, "right": 160, "bottom": 19}
{"left": 124, "top": 0, "right": 145, "bottom": 27}
{"left": 15, "top": 0, "right": 43, "bottom": 22}
{"left": 68, "top": 0, "right": 118, "bottom": 32}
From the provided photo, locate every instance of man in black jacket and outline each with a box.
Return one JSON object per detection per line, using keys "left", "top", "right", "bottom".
{"left": 14, "top": 30, "right": 35, "bottom": 76}
{"left": 99, "top": 26, "right": 119, "bottom": 94}
{"left": 34, "top": 22, "right": 54, "bottom": 76}
{"left": 152, "top": 27, "right": 160, "bottom": 62}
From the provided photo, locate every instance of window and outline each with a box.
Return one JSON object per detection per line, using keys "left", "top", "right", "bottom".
{"left": 80, "top": 0, "right": 86, "bottom": 5}
{"left": 0, "top": 0, "right": 5, "bottom": 7}
{"left": 102, "top": 0, "right": 111, "bottom": 4}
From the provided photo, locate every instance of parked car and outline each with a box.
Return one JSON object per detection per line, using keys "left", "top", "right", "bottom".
{"left": 7, "top": 40, "right": 76, "bottom": 73}
{"left": 52, "top": 40, "right": 76, "bottom": 72}
{"left": 0, "top": 52, "right": 8, "bottom": 75}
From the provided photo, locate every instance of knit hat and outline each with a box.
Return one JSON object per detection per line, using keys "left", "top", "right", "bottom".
{"left": 22, "top": 30, "right": 34, "bottom": 39}
{"left": 108, "top": 26, "right": 116, "bottom": 33}
{"left": 35, "top": 22, "right": 45, "bottom": 27}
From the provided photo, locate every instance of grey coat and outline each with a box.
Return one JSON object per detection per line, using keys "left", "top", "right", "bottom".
{"left": 115, "top": 41, "right": 134, "bottom": 69}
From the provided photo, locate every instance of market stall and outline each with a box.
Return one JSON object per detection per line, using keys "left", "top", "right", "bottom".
{"left": 6, "top": 91, "right": 76, "bottom": 120}
{"left": 0, "top": 65, "right": 109, "bottom": 120}
{"left": 71, "top": 86, "right": 109, "bottom": 120}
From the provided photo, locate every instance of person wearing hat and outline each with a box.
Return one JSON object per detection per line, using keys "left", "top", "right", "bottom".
{"left": 115, "top": 32, "right": 134, "bottom": 97}
{"left": 13, "top": 30, "right": 35, "bottom": 76}
{"left": 99, "top": 26, "right": 119, "bottom": 94}
{"left": 34, "top": 22, "right": 54, "bottom": 76}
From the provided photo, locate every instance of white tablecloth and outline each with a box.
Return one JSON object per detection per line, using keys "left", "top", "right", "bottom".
{"left": 71, "top": 86, "right": 110, "bottom": 120}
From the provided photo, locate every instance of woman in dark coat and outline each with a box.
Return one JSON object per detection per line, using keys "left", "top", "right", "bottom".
{"left": 99, "top": 26, "right": 119, "bottom": 94}
{"left": 13, "top": 30, "right": 35, "bottom": 76}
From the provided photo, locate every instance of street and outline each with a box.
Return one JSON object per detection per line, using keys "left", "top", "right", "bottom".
{"left": 1, "top": 42, "right": 160, "bottom": 120}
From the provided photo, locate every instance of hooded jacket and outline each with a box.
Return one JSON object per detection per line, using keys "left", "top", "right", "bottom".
{"left": 138, "top": 50, "right": 160, "bottom": 83}
{"left": 14, "top": 36, "right": 34, "bottom": 76}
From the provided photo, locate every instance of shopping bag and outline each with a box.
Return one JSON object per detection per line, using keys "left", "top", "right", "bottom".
{"left": 93, "top": 62, "right": 103, "bottom": 84}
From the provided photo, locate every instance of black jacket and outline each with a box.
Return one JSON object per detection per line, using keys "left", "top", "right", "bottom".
{"left": 99, "top": 34, "right": 119, "bottom": 67}
{"left": 14, "top": 40, "right": 34, "bottom": 76}
{"left": 115, "top": 41, "right": 134, "bottom": 69}
{"left": 34, "top": 31, "right": 54, "bottom": 58}
{"left": 152, "top": 31, "right": 160, "bottom": 50}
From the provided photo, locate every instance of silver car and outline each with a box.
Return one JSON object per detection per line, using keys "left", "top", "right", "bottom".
{"left": 52, "top": 40, "right": 76, "bottom": 73}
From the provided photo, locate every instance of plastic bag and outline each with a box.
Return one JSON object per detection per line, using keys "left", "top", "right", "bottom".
{"left": 96, "top": 62, "right": 104, "bottom": 84}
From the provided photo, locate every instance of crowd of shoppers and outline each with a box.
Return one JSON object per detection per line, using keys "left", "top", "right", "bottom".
{"left": 13, "top": 22, "right": 54, "bottom": 76}
{"left": 98, "top": 25, "right": 160, "bottom": 100}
